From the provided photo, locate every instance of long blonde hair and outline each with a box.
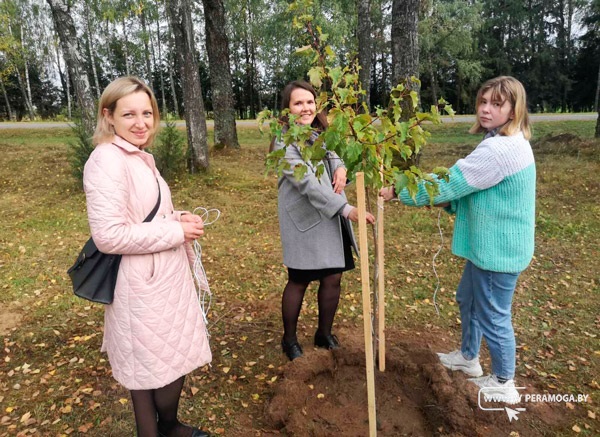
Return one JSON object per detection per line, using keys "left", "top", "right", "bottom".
{"left": 469, "top": 76, "right": 531, "bottom": 140}
{"left": 93, "top": 76, "right": 161, "bottom": 147}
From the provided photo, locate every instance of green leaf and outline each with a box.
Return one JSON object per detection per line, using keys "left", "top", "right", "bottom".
{"left": 410, "top": 90, "right": 419, "bottom": 109}
{"left": 433, "top": 166, "right": 450, "bottom": 182}
{"left": 308, "top": 67, "right": 324, "bottom": 88}
{"left": 329, "top": 67, "right": 343, "bottom": 88}
{"left": 314, "top": 163, "right": 325, "bottom": 179}
{"left": 337, "top": 87, "right": 350, "bottom": 104}
{"left": 425, "top": 182, "right": 439, "bottom": 205}
{"left": 293, "top": 164, "right": 308, "bottom": 181}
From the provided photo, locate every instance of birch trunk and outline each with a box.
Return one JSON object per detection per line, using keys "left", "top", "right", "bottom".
{"left": 166, "top": 0, "right": 210, "bottom": 171}
{"left": 122, "top": 17, "right": 131, "bottom": 76}
{"left": 155, "top": 10, "right": 167, "bottom": 114}
{"left": 84, "top": 1, "right": 100, "bottom": 99}
{"left": 391, "top": 0, "right": 420, "bottom": 115}
{"left": 19, "top": 25, "right": 35, "bottom": 120}
{"left": 202, "top": 0, "right": 240, "bottom": 148}
{"left": 357, "top": 0, "right": 372, "bottom": 111}
{"left": 166, "top": 17, "right": 180, "bottom": 116}
{"left": 0, "top": 76, "right": 14, "bottom": 120}
{"left": 46, "top": 0, "right": 96, "bottom": 135}
{"left": 140, "top": 8, "right": 153, "bottom": 82}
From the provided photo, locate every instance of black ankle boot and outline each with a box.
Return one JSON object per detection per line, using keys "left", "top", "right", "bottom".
{"left": 314, "top": 332, "right": 340, "bottom": 350}
{"left": 158, "top": 423, "right": 211, "bottom": 437}
{"left": 281, "top": 338, "right": 303, "bottom": 361}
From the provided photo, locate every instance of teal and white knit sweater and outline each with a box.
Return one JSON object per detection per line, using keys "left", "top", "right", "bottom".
{"left": 399, "top": 132, "right": 536, "bottom": 273}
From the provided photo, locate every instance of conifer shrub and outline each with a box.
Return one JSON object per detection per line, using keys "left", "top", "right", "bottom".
{"left": 152, "top": 118, "right": 186, "bottom": 180}
{"left": 67, "top": 118, "right": 94, "bottom": 186}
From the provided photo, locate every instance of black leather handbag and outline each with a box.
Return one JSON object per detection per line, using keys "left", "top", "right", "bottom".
{"left": 68, "top": 184, "right": 161, "bottom": 304}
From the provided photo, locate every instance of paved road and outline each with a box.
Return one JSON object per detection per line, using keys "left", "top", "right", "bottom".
{"left": 0, "top": 113, "right": 596, "bottom": 130}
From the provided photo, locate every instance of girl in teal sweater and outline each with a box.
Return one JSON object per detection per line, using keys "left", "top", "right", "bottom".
{"left": 381, "top": 76, "right": 535, "bottom": 404}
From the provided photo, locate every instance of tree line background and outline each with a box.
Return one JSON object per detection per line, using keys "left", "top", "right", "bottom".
{"left": 0, "top": 0, "right": 600, "bottom": 120}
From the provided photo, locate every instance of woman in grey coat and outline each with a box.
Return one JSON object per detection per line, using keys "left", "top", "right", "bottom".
{"left": 272, "top": 80, "right": 375, "bottom": 361}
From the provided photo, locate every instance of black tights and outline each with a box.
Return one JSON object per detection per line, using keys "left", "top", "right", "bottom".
{"left": 130, "top": 376, "right": 194, "bottom": 437}
{"left": 282, "top": 273, "right": 342, "bottom": 343}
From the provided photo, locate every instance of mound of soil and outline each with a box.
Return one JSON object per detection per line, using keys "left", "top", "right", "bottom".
{"left": 532, "top": 133, "right": 599, "bottom": 160}
{"left": 263, "top": 327, "right": 578, "bottom": 436}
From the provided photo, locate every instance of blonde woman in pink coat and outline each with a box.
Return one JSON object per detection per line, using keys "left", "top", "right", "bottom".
{"left": 83, "top": 77, "right": 212, "bottom": 437}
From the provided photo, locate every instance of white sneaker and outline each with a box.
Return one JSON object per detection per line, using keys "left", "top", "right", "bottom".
{"left": 437, "top": 350, "right": 483, "bottom": 377}
{"left": 468, "top": 375, "right": 521, "bottom": 404}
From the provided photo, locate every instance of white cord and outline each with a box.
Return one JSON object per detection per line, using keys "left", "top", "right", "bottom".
{"left": 191, "top": 207, "right": 221, "bottom": 336}
{"left": 388, "top": 196, "right": 444, "bottom": 316}
{"left": 432, "top": 209, "right": 444, "bottom": 316}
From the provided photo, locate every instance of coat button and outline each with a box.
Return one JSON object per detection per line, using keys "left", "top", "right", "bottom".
{"left": 162, "top": 214, "right": 166, "bottom": 219}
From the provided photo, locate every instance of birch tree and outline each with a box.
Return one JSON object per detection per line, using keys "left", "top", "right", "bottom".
{"left": 357, "top": 0, "right": 372, "bottom": 111}
{"left": 391, "top": 0, "right": 419, "bottom": 101}
{"left": 166, "top": 0, "right": 210, "bottom": 171}
{"left": 46, "top": 0, "right": 95, "bottom": 134}
{"left": 202, "top": 0, "right": 240, "bottom": 149}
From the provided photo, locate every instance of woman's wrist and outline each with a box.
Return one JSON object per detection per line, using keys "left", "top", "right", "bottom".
{"left": 341, "top": 204, "right": 353, "bottom": 218}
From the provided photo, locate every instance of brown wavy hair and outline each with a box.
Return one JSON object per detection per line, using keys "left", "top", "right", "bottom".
{"left": 269, "top": 80, "right": 328, "bottom": 152}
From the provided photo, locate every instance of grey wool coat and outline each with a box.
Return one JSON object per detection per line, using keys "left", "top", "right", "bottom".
{"left": 274, "top": 137, "right": 358, "bottom": 270}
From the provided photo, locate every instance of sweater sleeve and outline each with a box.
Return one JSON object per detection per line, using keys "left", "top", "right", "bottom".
{"left": 278, "top": 140, "right": 347, "bottom": 219}
{"left": 399, "top": 140, "right": 504, "bottom": 207}
{"left": 83, "top": 146, "right": 185, "bottom": 255}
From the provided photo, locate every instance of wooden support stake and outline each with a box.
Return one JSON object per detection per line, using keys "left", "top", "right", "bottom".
{"left": 377, "top": 180, "right": 385, "bottom": 372}
{"left": 356, "top": 172, "right": 377, "bottom": 437}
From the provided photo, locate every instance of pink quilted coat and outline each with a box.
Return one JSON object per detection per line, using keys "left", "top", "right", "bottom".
{"left": 83, "top": 135, "right": 212, "bottom": 390}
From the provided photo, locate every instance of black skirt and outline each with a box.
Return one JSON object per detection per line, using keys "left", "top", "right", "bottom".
{"left": 288, "top": 220, "right": 355, "bottom": 283}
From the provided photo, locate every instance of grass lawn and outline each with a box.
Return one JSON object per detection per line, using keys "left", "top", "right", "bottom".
{"left": 0, "top": 120, "right": 598, "bottom": 436}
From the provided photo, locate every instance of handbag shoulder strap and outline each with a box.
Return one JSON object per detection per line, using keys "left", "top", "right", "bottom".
{"left": 143, "top": 180, "right": 161, "bottom": 223}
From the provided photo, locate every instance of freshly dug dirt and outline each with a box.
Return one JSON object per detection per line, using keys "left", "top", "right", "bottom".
{"left": 262, "top": 327, "right": 582, "bottom": 436}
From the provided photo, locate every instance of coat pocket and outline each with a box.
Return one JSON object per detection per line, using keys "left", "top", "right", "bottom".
{"left": 285, "top": 196, "right": 321, "bottom": 232}
{"left": 129, "top": 252, "right": 157, "bottom": 283}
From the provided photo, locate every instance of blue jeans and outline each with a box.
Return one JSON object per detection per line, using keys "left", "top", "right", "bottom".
{"left": 457, "top": 261, "right": 520, "bottom": 379}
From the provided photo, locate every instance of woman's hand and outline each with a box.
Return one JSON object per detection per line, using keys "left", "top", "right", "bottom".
{"left": 180, "top": 213, "right": 204, "bottom": 242}
{"left": 379, "top": 186, "right": 396, "bottom": 202}
{"left": 348, "top": 207, "right": 376, "bottom": 224}
{"left": 332, "top": 167, "right": 347, "bottom": 194}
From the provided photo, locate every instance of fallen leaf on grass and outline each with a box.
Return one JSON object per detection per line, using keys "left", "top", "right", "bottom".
{"left": 78, "top": 422, "right": 93, "bottom": 433}
{"left": 572, "top": 424, "right": 581, "bottom": 433}
{"left": 588, "top": 411, "right": 596, "bottom": 419}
